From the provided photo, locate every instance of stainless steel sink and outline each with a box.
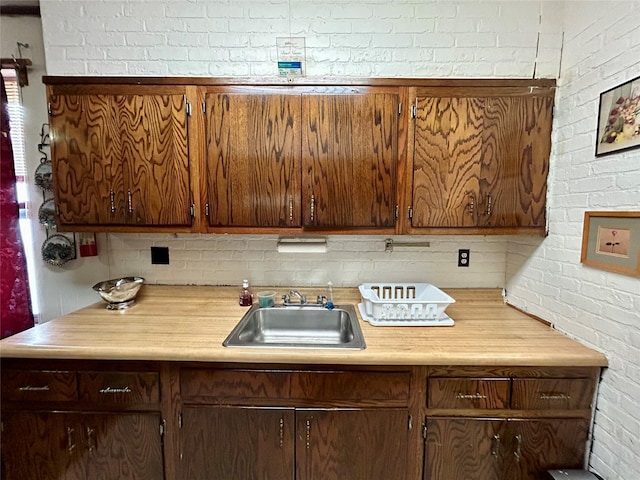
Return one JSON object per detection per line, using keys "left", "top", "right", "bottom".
{"left": 223, "top": 304, "right": 366, "bottom": 349}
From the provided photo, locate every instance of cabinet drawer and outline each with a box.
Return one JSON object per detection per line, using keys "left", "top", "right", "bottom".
{"left": 428, "top": 378, "right": 510, "bottom": 409}
{"left": 78, "top": 372, "right": 159, "bottom": 404}
{"left": 1, "top": 370, "right": 78, "bottom": 402}
{"left": 511, "top": 378, "right": 595, "bottom": 410}
{"left": 181, "top": 369, "right": 291, "bottom": 400}
{"left": 291, "top": 371, "right": 411, "bottom": 404}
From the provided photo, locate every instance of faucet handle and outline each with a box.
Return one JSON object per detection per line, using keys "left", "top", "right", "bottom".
{"left": 316, "top": 295, "right": 327, "bottom": 305}
{"left": 282, "top": 294, "right": 290, "bottom": 303}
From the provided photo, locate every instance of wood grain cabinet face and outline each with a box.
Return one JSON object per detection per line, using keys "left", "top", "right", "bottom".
{"left": 1, "top": 369, "right": 78, "bottom": 402}
{"left": 409, "top": 88, "right": 552, "bottom": 232}
{"left": 511, "top": 378, "right": 595, "bottom": 410}
{"left": 49, "top": 89, "right": 191, "bottom": 229}
{"left": 0, "top": 411, "right": 164, "bottom": 480}
{"left": 428, "top": 377, "right": 510, "bottom": 409}
{"left": 302, "top": 92, "right": 399, "bottom": 228}
{"left": 204, "top": 91, "right": 302, "bottom": 227}
{"left": 77, "top": 371, "right": 160, "bottom": 404}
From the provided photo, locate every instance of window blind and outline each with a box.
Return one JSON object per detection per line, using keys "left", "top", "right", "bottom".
{"left": 1, "top": 68, "right": 27, "bottom": 179}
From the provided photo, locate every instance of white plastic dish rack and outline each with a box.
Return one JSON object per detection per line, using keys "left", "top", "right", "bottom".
{"left": 358, "top": 283, "right": 455, "bottom": 326}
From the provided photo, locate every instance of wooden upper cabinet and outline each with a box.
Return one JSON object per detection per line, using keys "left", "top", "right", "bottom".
{"left": 408, "top": 86, "right": 553, "bottom": 234}
{"left": 302, "top": 91, "right": 399, "bottom": 228}
{"left": 48, "top": 86, "right": 192, "bottom": 230}
{"left": 204, "top": 91, "right": 302, "bottom": 227}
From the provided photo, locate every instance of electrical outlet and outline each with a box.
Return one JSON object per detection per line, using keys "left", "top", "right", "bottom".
{"left": 151, "top": 246, "right": 170, "bottom": 265}
{"left": 458, "top": 249, "right": 470, "bottom": 267}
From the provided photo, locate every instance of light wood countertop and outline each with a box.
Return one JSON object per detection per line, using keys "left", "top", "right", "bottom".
{"left": 0, "top": 286, "right": 607, "bottom": 367}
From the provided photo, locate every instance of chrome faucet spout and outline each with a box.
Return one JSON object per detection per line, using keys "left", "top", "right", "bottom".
{"left": 290, "top": 290, "right": 307, "bottom": 304}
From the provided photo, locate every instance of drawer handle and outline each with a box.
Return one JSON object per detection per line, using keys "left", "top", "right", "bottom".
{"left": 540, "top": 393, "right": 570, "bottom": 401}
{"left": 86, "top": 426, "right": 96, "bottom": 454}
{"left": 514, "top": 434, "right": 522, "bottom": 462}
{"left": 491, "top": 434, "right": 500, "bottom": 458}
{"left": 456, "top": 393, "right": 487, "bottom": 400}
{"left": 67, "top": 427, "right": 75, "bottom": 453}
{"left": 305, "top": 417, "right": 312, "bottom": 449}
{"left": 279, "top": 417, "right": 284, "bottom": 448}
{"left": 99, "top": 386, "right": 132, "bottom": 394}
{"left": 18, "top": 385, "right": 50, "bottom": 392}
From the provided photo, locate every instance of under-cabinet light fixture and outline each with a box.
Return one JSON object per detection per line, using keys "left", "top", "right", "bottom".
{"left": 277, "top": 237, "right": 327, "bottom": 253}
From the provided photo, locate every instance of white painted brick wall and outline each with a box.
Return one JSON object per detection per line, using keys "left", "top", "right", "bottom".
{"left": 506, "top": 3, "right": 640, "bottom": 479}
{"left": 33, "top": 1, "right": 639, "bottom": 477}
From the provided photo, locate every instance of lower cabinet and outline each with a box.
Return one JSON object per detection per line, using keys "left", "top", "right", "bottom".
{"left": 179, "top": 405, "right": 410, "bottom": 480}
{"left": 1, "top": 411, "right": 164, "bottom": 480}
{"left": 425, "top": 417, "right": 589, "bottom": 480}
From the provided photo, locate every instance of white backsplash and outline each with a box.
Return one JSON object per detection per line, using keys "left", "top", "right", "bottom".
{"left": 106, "top": 233, "right": 511, "bottom": 289}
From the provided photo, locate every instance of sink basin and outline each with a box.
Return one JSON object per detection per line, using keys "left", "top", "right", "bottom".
{"left": 223, "top": 304, "right": 366, "bottom": 349}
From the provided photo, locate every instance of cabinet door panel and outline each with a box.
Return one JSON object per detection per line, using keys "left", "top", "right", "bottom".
{"left": 181, "top": 406, "right": 295, "bottom": 480}
{"left": 302, "top": 93, "right": 398, "bottom": 228}
{"left": 206, "top": 93, "right": 302, "bottom": 227}
{"left": 297, "top": 408, "right": 408, "bottom": 480}
{"left": 504, "top": 419, "right": 588, "bottom": 480}
{"left": 117, "top": 94, "right": 191, "bottom": 226}
{"left": 81, "top": 412, "right": 164, "bottom": 480}
{"left": 1, "top": 411, "right": 85, "bottom": 480}
{"left": 424, "top": 417, "right": 502, "bottom": 480}
{"left": 50, "top": 94, "right": 123, "bottom": 225}
{"left": 477, "top": 96, "right": 551, "bottom": 228}
{"left": 411, "top": 96, "right": 481, "bottom": 228}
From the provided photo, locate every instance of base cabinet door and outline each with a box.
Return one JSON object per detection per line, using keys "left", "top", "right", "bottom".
{"left": 425, "top": 417, "right": 589, "bottom": 480}
{"left": 503, "top": 419, "right": 589, "bottom": 480}
{"left": 296, "top": 408, "right": 409, "bottom": 480}
{"left": 424, "top": 418, "right": 503, "bottom": 480}
{"left": 180, "top": 406, "right": 295, "bottom": 480}
{"left": 1, "top": 411, "right": 163, "bottom": 480}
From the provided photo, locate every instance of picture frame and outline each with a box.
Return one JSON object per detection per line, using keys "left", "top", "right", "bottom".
{"left": 595, "top": 75, "right": 640, "bottom": 156}
{"left": 580, "top": 211, "right": 640, "bottom": 276}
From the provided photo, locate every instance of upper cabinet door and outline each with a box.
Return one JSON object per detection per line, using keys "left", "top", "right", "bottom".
{"left": 205, "top": 92, "right": 302, "bottom": 227}
{"left": 116, "top": 94, "right": 191, "bottom": 226}
{"left": 411, "top": 96, "right": 482, "bottom": 228}
{"left": 49, "top": 88, "right": 192, "bottom": 229}
{"left": 50, "top": 94, "right": 124, "bottom": 225}
{"left": 409, "top": 86, "right": 553, "bottom": 233}
{"left": 302, "top": 91, "right": 398, "bottom": 228}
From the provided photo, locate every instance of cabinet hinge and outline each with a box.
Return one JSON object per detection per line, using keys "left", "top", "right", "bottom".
{"left": 407, "top": 206, "right": 413, "bottom": 220}
{"left": 398, "top": 102, "right": 402, "bottom": 116}
{"left": 410, "top": 104, "right": 417, "bottom": 119}
{"left": 55, "top": 204, "right": 60, "bottom": 215}
{"left": 205, "top": 203, "right": 210, "bottom": 217}
{"left": 160, "top": 419, "right": 166, "bottom": 437}
{"left": 202, "top": 101, "right": 206, "bottom": 115}
{"left": 47, "top": 102, "right": 52, "bottom": 115}
{"left": 422, "top": 422, "right": 427, "bottom": 440}
{"left": 178, "top": 412, "right": 183, "bottom": 429}
{"left": 395, "top": 204, "right": 399, "bottom": 220}
{"left": 190, "top": 203, "right": 195, "bottom": 218}
{"left": 408, "top": 415, "right": 413, "bottom": 431}
{"left": 185, "top": 96, "right": 191, "bottom": 116}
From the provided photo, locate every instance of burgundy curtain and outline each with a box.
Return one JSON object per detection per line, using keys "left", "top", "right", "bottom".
{"left": 1, "top": 73, "right": 34, "bottom": 338}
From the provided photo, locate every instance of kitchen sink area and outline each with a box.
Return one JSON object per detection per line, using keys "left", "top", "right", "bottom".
{"left": 223, "top": 303, "right": 366, "bottom": 349}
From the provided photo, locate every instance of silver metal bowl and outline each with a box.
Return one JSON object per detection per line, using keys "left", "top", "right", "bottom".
{"left": 93, "top": 276, "right": 145, "bottom": 310}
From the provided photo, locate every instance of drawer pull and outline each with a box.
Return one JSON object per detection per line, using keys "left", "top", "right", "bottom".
{"left": 491, "top": 434, "right": 500, "bottom": 458}
{"left": 456, "top": 393, "right": 487, "bottom": 400}
{"left": 18, "top": 385, "right": 50, "bottom": 392}
{"left": 86, "top": 426, "right": 96, "bottom": 454}
{"left": 66, "top": 427, "right": 75, "bottom": 453}
{"left": 540, "top": 392, "right": 570, "bottom": 401}
{"left": 279, "top": 417, "right": 284, "bottom": 448}
{"left": 514, "top": 434, "right": 522, "bottom": 462}
{"left": 99, "top": 386, "right": 132, "bottom": 394}
{"left": 305, "top": 418, "right": 312, "bottom": 449}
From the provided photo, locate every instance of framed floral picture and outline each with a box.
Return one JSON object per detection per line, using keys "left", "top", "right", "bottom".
{"left": 595, "top": 75, "right": 640, "bottom": 156}
{"left": 580, "top": 212, "right": 640, "bottom": 276}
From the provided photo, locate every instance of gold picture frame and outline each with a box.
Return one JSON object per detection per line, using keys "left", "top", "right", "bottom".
{"left": 580, "top": 211, "right": 640, "bottom": 276}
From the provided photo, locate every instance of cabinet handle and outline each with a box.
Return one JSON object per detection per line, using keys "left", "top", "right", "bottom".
{"left": 279, "top": 417, "right": 284, "bottom": 447}
{"left": 67, "top": 427, "right": 75, "bottom": 453}
{"left": 110, "top": 190, "right": 116, "bottom": 214}
{"left": 86, "top": 426, "right": 96, "bottom": 454}
{"left": 99, "top": 386, "right": 132, "bottom": 394}
{"left": 205, "top": 203, "right": 210, "bottom": 217}
{"left": 540, "top": 392, "right": 570, "bottom": 401}
{"left": 127, "top": 190, "right": 133, "bottom": 214}
{"left": 310, "top": 194, "right": 315, "bottom": 223}
{"left": 18, "top": 385, "right": 50, "bottom": 392}
{"left": 305, "top": 418, "right": 312, "bottom": 449}
{"left": 491, "top": 434, "right": 500, "bottom": 458}
{"left": 456, "top": 392, "right": 487, "bottom": 400}
{"left": 467, "top": 192, "right": 475, "bottom": 217}
{"left": 486, "top": 193, "right": 492, "bottom": 216}
{"left": 289, "top": 196, "right": 293, "bottom": 223}
{"left": 514, "top": 434, "right": 522, "bottom": 462}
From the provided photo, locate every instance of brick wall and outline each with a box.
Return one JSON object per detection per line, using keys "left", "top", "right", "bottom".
{"left": 506, "top": 3, "right": 640, "bottom": 479}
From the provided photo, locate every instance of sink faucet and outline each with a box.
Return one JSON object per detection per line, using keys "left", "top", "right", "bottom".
{"left": 282, "top": 290, "right": 307, "bottom": 305}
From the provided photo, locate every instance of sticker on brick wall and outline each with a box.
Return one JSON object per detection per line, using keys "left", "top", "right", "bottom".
{"left": 277, "top": 37, "right": 305, "bottom": 77}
